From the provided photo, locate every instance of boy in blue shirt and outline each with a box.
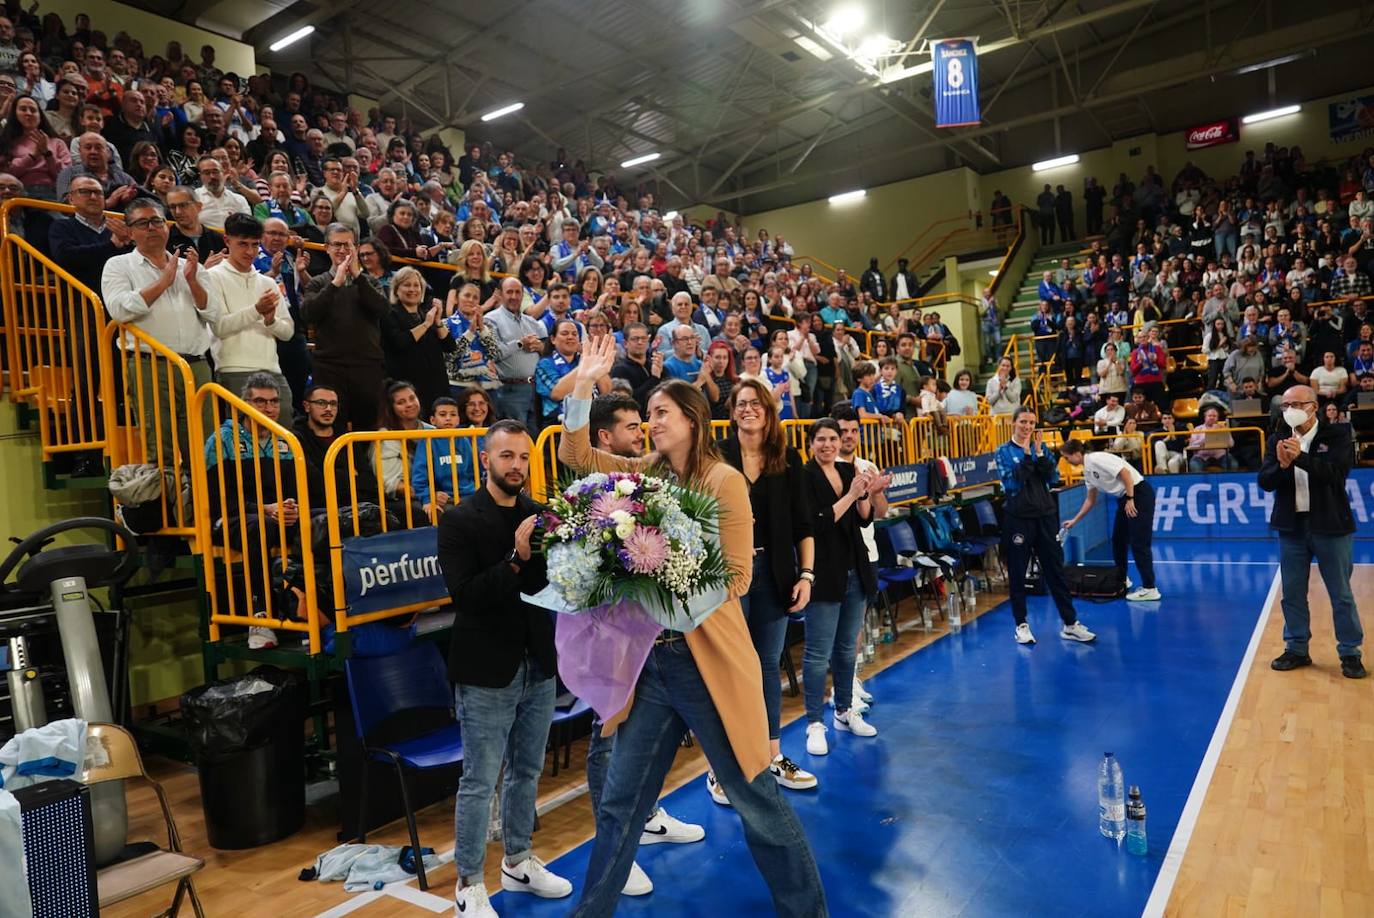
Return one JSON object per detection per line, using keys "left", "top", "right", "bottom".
{"left": 849, "top": 361, "right": 883, "bottom": 419}
{"left": 410, "top": 397, "right": 481, "bottom": 518}
{"left": 875, "top": 356, "right": 907, "bottom": 424}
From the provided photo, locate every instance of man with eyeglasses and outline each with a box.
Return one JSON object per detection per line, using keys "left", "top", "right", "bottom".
{"left": 101, "top": 197, "right": 221, "bottom": 468}
{"left": 290, "top": 383, "right": 380, "bottom": 512}
{"left": 1259, "top": 385, "right": 1365, "bottom": 679}
{"left": 164, "top": 185, "right": 226, "bottom": 263}
{"left": 301, "top": 222, "right": 388, "bottom": 429}
{"left": 192, "top": 153, "right": 250, "bottom": 229}
{"left": 55, "top": 131, "right": 137, "bottom": 204}
{"left": 610, "top": 321, "right": 663, "bottom": 412}
{"left": 203, "top": 213, "right": 297, "bottom": 426}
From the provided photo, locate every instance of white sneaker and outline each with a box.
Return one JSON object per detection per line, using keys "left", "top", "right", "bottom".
{"left": 853, "top": 676, "right": 873, "bottom": 703}
{"left": 827, "top": 687, "right": 869, "bottom": 713}
{"left": 705, "top": 772, "right": 731, "bottom": 806}
{"left": 1126, "top": 587, "right": 1161, "bottom": 602}
{"left": 455, "top": 882, "right": 499, "bottom": 917}
{"left": 1060, "top": 621, "right": 1097, "bottom": 643}
{"left": 622, "top": 861, "right": 653, "bottom": 896}
{"left": 806, "top": 722, "right": 829, "bottom": 756}
{"left": 1015, "top": 622, "right": 1036, "bottom": 645}
{"left": 247, "top": 612, "right": 277, "bottom": 649}
{"left": 833, "top": 709, "right": 878, "bottom": 737}
{"left": 500, "top": 855, "right": 572, "bottom": 898}
{"left": 640, "top": 806, "right": 704, "bottom": 844}
{"left": 770, "top": 753, "right": 818, "bottom": 790}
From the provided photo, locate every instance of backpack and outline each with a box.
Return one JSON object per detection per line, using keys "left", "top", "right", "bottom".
{"left": 1063, "top": 563, "right": 1126, "bottom": 599}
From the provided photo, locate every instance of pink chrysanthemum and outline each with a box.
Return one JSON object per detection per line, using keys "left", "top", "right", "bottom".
{"left": 621, "top": 525, "right": 669, "bottom": 574}
{"left": 589, "top": 492, "right": 638, "bottom": 522}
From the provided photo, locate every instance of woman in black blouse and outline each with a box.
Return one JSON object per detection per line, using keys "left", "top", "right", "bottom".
{"left": 801, "top": 418, "right": 880, "bottom": 757}
{"left": 380, "top": 266, "right": 455, "bottom": 415}
{"left": 709, "top": 377, "right": 818, "bottom": 800}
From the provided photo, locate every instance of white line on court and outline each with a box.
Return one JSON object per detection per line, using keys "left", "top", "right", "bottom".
{"left": 311, "top": 890, "right": 384, "bottom": 918}
{"left": 1141, "top": 569, "right": 1281, "bottom": 917}
{"left": 1151, "top": 559, "right": 1278, "bottom": 565}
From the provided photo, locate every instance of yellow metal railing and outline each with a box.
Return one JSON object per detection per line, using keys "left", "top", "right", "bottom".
{"left": 194, "top": 383, "right": 323, "bottom": 654}
{"left": 1144, "top": 425, "right": 1266, "bottom": 475}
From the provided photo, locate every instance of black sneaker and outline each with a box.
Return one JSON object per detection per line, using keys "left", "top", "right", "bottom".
{"left": 1340, "top": 656, "right": 1368, "bottom": 679}
{"left": 1270, "top": 650, "right": 1312, "bottom": 671}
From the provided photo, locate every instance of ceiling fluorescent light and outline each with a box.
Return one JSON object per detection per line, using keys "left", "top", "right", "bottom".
{"left": 1233, "top": 50, "right": 1312, "bottom": 75}
{"left": 825, "top": 5, "right": 866, "bottom": 36}
{"left": 1242, "top": 104, "right": 1300, "bottom": 124}
{"left": 268, "top": 25, "right": 315, "bottom": 52}
{"left": 620, "top": 152, "right": 661, "bottom": 168}
{"left": 793, "top": 35, "right": 833, "bottom": 61}
{"left": 828, "top": 189, "right": 866, "bottom": 205}
{"left": 857, "top": 34, "right": 898, "bottom": 60}
{"left": 1032, "top": 153, "right": 1080, "bottom": 172}
{"left": 480, "top": 102, "right": 525, "bottom": 122}
{"left": 988, "top": 270, "right": 999, "bottom": 276}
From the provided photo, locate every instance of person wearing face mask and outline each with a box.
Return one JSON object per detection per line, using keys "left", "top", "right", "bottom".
{"left": 1258, "top": 385, "right": 1365, "bottom": 679}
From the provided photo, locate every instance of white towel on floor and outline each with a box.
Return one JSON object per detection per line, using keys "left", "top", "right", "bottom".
{"left": 313, "top": 842, "right": 449, "bottom": 892}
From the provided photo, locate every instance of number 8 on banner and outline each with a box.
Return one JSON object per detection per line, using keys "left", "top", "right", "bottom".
{"left": 947, "top": 57, "right": 963, "bottom": 89}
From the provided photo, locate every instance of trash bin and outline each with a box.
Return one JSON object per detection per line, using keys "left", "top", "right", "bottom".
{"left": 180, "top": 666, "right": 306, "bottom": 849}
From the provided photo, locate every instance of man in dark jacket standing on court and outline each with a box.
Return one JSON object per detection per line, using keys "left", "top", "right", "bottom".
{"left": 437, "top": 419, "right": 573, "bottom": 915}
{"left": 1258, "top": 384, "right": 1364, "bottom": 678}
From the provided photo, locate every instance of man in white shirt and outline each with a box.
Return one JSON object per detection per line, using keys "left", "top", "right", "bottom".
{"left": 1092, "top": 393, "right": 1126, "bottom": 433}
{"left": 787, "top": 311, "right": 821, "bottom": 418}
{"left": 204, "top": 214, "right": 296, "bottom": 425}
{"left": 193, "top": 154, "right": 250, "bottom": 228}
{"left": 486, "top": 276, "right": 548, "bottom": 427}
{"left": 1059, "top": 439, "right": 1159, "bottom": 601}
{"left": 101, "top": 197, "right": 222, "bottom": 468}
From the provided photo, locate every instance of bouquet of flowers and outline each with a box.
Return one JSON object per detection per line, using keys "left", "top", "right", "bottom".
{"left": 524, "top": 470, "right": 733, "bottom": 719}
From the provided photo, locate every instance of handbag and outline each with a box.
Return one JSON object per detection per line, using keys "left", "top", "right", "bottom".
{"left": 1063, "top": 563, "right": 1126, "bottom": 599}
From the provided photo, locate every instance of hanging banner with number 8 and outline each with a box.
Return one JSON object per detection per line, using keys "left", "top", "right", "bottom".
{"left": 933, "top": 38, "right": 980, "bottom": 128}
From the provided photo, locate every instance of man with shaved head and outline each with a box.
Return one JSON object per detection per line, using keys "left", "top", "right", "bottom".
{"left": 1258, "top": 384, "right": 1364, "bottom": 678}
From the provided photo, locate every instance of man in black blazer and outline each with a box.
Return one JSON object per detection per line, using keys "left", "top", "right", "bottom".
{"left": 436, "top": 419, "right": 573, "bottom": 912}
{"left": 1258, "top": 385, "right": 1365, "bottom": 679}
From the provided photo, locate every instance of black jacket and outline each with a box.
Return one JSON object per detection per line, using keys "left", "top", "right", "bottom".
{"left": 290, "top": 415, "right": 379, "bottom": 511}
{"left": 1257, "top": 418, "right": 1355, "bottom": 535}
{"left": 611, "top": 355, "right": 660, "bottom": 413}
{"left": 719, "top": 438, "right": 813, "bottom": 604}
{"left": 437, "top": 487, "right": 554, "bottom": 687}
{"left": 804, "top": 460, "right": 878, "bottom": 601}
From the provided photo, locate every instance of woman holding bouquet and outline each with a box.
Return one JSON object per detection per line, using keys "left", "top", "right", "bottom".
{"left": 560, "top": 335, "right": 827, "bottom": 917}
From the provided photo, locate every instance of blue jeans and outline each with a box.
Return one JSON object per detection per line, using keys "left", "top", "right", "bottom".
{"left": 1213, "top": 230, "right": 1237, "bottom": 259}
{"left": 492, "top": 381, "right": 534, "bottom": 428}
{"left": 1188, "top": 453, "right": 1236, "bottom": 472}
{"left": 802, "top": 570, "right": 866, "bottom": 723}
{"left": 742, "top": 551, "right": 791, "bottom": 740}
{"left": 1278, "top": 516, "right": 1363, "bottom": 658}
{"left": 453, "top": 660, "right": 557, "bottom": 880}
{"left": 585, "top": 724, "right": 658, "bottom": 826}
{"left": 571, "top": 639, "right": 827, "bottom": 917}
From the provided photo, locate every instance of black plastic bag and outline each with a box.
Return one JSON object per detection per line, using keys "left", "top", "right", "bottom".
{"left": 180, "top": 666, "right": 304, "bottom": 759}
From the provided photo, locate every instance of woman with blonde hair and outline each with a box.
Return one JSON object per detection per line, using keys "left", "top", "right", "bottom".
{"left": 559, "top": 336, "right": 826, "bottom": 918}
{"left": 381, "top": 265, "right": 454, "bottom": 414}
{"left": 447, "top": 237, "right": 496, "bottom": 307}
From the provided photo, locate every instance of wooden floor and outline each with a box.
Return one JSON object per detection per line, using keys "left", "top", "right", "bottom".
{"left": 1164, "top": 566, "right": 1374, "bottom": 917}
{"left": 107, "top": 588, "right": 994, "bottom": 917}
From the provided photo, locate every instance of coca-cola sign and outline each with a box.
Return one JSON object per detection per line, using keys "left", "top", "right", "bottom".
{"left": 1185, "top": 117, "right": 1239, "bottom": 150}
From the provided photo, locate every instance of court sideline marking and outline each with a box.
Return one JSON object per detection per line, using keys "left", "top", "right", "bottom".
{"left": 1141, "top": 569, "right": 1281, "bottom": 917}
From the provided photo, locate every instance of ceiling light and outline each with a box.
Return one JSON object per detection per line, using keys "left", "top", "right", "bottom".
{"left": 825, "top": 5, "right": 866, "bottom": 36}
{"left": 1233, "top": 51, "right": 1312, "bottom": 75}
{"left": 268, "top": 25, "right": 315, "bottom": 52}
{"left": 828, "top": 189, "right": 866, "bottom": 205}
{"left": 480, "top": 102, "right": 524, "bottom": 122}
{"left": 1242, "top": 104, "right": 1300, "bottom": 124}
{"left": 856, "top": 34, "right": 898, "bottom": 59}
{"left": 988, "top": 270, "right": 999, "bottom": 276}
{"left": 620, "top": 152, "right": 661, "bottom": 168}
{"left": 793, "top": 35, "right": 833, "bottom": 61}
{"left": 1032, "top": 154, "right": 1080, "bottom": 172}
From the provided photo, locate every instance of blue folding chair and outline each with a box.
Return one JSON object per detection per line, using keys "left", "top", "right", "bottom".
{"left": 877, "top": 520, "right": 939, "bottom": 632}
{"left": 345, "top": 641, "right": 463, "bottom": 891}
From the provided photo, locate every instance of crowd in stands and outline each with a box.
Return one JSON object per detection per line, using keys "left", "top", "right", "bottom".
{"left": 1025, "top": 149, "right": 1374, "bottom": 469}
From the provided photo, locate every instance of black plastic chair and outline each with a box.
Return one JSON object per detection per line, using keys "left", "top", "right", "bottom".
{"left": 345, "top": 641, "right": 464, "bottom": 891}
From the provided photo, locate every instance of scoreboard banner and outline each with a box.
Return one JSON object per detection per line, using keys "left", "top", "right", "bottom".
{"left": 933, "top": 39, "right": 980, "bottom": 128}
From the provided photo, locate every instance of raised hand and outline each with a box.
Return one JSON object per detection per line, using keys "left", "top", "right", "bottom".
{"left": 575, "top": 332, "right": 617, "bottom": 388}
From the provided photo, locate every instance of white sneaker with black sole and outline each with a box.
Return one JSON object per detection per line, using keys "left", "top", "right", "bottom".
{"left": 853, "top": 676, "right": 873, "bottom": 703}
{"left": 455, "top": 882, "right": 499, "bottom": 917}
{"left": 827, "top": 687, "right": 869, "bottom": 714}
{"left": 1060, "top": 621, "right": 1097, "bottom": 643}
{"left": 622, "top": 861, "right": 652, "bottom": 896}
{"left": 770, "top": 753, "right": 818, "bottom": 790}
{"left": 1126, "top": 586, "right": 1161, "bottom": 602}
{"left": 1015, "top": 622, "right": 1036, "bottom": 645}
{"left": 805, "top": 722, "right": 828, "bottom": 755}
{"left": 833, "top": 709, "right": 878, "bottom": 737}
{"left": 500, "top": 855, "right": 572, "bottom": 898}
{"left": 705, "top": 772, "right": 731, "bottom": 806}
{"left": 640, "top": 806, "right": 704, "bottom": 844}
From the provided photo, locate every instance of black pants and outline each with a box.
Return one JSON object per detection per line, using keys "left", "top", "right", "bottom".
{"left": 1002, "top": 513, "right": 1078, "bottom": 627}
{"left": 1057, "top": 213, "right": 1074, "bottom": 242}
{"left": 1112, "top": 480, "right": 1155, "bottom": 590}
{"left": 312, "top": 360, "right": 385, "bottom": 431}
{"left": 1039, "top": 215, "right": 1055, "bottom": 245}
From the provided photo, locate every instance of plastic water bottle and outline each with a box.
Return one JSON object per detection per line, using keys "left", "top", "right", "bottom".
{"left": 962, "top": 577, "right": 976, "bottom": 612}
{"left": 1098, "top": 753, "right": 1126, "bottom": 840}
{"left": 947, "top": 590, "right": 963, "bottom": 630}
{"left": 1125, "top": 786, "right": 1147, "bottom": 855}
